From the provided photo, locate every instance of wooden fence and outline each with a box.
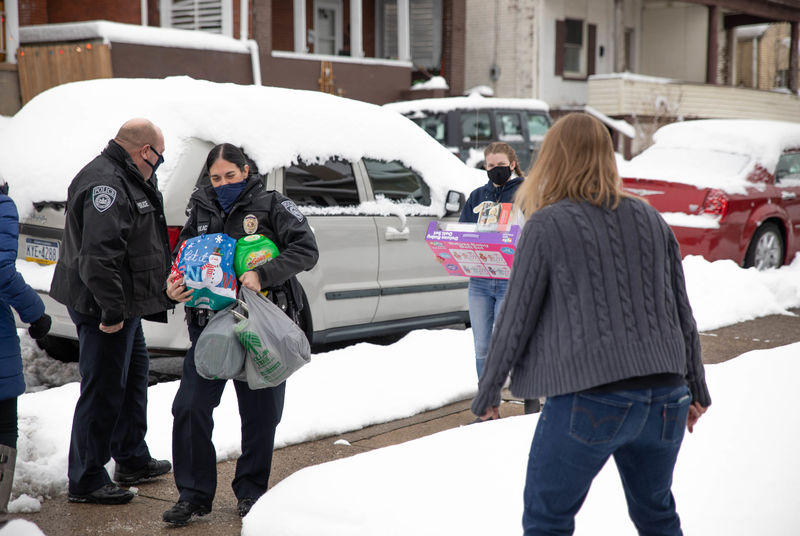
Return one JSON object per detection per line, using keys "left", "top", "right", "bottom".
{"left": 17, "top": 40, "right": 112, "bottom": 104}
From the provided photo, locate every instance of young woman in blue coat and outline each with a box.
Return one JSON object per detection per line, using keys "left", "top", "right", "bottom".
{"left": 0, "top": 181, "right": 51, "bottom": 524}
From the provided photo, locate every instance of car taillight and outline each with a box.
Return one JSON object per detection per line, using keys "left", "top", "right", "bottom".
{"left": 701, "top": 189, "right": 729, "bottom": 217}
{"left": 167, "top": 226, "right": 182, "bottom": 251}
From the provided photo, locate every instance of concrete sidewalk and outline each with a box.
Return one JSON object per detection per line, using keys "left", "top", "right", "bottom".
{"left": 15, "top": 309, "right": 800, "bottom": 535}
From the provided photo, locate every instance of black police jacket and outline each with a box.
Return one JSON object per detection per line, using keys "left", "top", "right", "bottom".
{"left": 175, "top": 177, "right": 319, "bottom": 312}
{"left": 50, "top": 141, "right": 173, "bottom": 325}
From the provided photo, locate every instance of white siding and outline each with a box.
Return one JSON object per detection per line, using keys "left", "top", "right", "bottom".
{"left": 639, "top": 2, "right": 706, "bottom": 82}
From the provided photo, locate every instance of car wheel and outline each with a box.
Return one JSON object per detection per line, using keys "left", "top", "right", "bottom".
{"left": 36, "top": 335, "right": 80, "bottom": 362}
{"left": 744, "top": 222, "right": 784, "bottom": 270}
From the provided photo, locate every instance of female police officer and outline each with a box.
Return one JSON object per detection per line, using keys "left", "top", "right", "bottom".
{"left": 163, "top": 143, "right": 318, "bottom": 525}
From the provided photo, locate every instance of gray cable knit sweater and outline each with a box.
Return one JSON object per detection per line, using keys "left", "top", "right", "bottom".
{"left": 471, "top": 197, "right": 712, "bottom": 416}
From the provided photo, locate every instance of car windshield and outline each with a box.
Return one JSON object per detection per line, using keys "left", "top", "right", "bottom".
{"left": 621, "top": 146, "right": 753, "bottom": 194}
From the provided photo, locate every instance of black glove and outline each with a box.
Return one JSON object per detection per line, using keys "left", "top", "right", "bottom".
{"left": 28, "top": 313, "right": 52, "bottom": 340}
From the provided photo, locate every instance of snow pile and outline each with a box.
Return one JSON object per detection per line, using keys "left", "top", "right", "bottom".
{"left": 412, "top": 76, "right": 449, "bottom": 91}
{"left": 0, "top": 77, "right": 485, "bottom": 220}
{"left": 20, "top": 334, "right": 79, "bottom": 393}
{"left": 244, "top": 344, "right": 800, "bottom": 536}
{"left": 0, "top": 519, "right": 45, "bottom": 536}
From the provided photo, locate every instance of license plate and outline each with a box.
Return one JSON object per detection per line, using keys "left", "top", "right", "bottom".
{"left": 25, "top": 238, "right": 59, "bottom": 265}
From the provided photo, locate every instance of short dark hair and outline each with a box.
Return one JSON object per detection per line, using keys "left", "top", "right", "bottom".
{"left": 206, "top": 143, "right": 250, "bottom": 175}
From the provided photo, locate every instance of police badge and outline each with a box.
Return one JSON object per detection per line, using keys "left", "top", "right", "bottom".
{"left": 243, "top": 214, "right": 258, "bottom": 235}
{"left": 92, "top": 185, "right": 117, "bottom": 213}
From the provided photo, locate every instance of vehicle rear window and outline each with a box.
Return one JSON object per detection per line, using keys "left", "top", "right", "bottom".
{"left": 411, "top": 114, "right": 446, "bottom": 144}
{"left": 284, "top": 160, "right": 359, "bottom": 207}
{"left": 363, "top": 159, "right": 431, "bottom": 206}
{"left": 497, "top": 112, "right": 524, "bottom": 142}
{"left": 775, "top": 152, "right": 800, "bottom": 184}
{"left": 460, "top": 111, "right": 492, "bottom": 142}
{"left": 527, "top": 112, "right": 550, "bottom": 138}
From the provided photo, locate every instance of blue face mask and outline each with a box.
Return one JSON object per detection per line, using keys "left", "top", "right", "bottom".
{"left": 214, "top": 181, "right": 247, "bottom": 213}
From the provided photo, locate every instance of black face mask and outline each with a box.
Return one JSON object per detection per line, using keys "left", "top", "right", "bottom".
{"left": 0, "top": 183, "right": 8, "bottom": 195}
{"left": 487, "top": 166, "right": 512, "bottom": 186}
{"left": 147, "top": 147, "right": 165, "bottom": 175}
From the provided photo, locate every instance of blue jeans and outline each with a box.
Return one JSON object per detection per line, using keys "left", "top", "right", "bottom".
{"left": 523, "top": 385, "right": 692, "bottom": 536}
{"left": 467, "top": 277, "right": 508, "bottom": 379}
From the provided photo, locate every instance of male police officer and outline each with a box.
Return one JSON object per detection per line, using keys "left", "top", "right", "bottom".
{"left": 51, "top": 118, "right": 173, "bottom": 504}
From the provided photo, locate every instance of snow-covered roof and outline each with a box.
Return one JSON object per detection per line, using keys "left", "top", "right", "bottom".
{"left": 0, "top": 77, "right": 485, "bottom": 219}
{"left": 19, "top": 20, "right": 250, "bottom": 53}
{"left": 557, "top": 105, "right": 635, "bottom": 138}
{"left": 383, "top": 93, "right": 549, "bottom": 115}
{"left": 620, "top": 119, "right": 800, "bottom": 193}
{"left": 589, "top": 72, "right": 676, "bottom": 84}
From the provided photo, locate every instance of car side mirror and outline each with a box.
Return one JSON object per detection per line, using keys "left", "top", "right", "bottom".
{"left": 445, "top": 190, "right": 465, "bottom": 215}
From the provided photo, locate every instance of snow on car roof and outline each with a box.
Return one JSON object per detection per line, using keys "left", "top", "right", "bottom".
{"left": 383, "top": 93, "right": 549, "bottom": 115}
{"left": 0, "top": 77, "right": 485, "bottom": 219}
{"left": 620, "top": 119, "right": 800, "bottom": 194}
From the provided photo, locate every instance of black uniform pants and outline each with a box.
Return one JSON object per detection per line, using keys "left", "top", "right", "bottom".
{"left": 67, "top": 308, "right": 151, "bottom": 495}
{"left": 171, "top": 321, "right": 285, "bottom": 506}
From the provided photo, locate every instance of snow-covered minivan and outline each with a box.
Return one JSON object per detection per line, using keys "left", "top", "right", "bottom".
{"left": 2, "top": 77, "right": 485, "bottom": 360}
{"left": 383, "top": 94, "right": 552, "bottom": 172}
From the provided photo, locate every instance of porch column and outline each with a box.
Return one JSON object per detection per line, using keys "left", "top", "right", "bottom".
{"left": 706, "top": 5, "right": 719, "bottom": 84}
{"left": 726, "top": 27, "right": 736, "bottom": 86}
{"left": 294, "top": 0, "right": 307, "bottom": 52}
{"left": 791, "top": 22, "right": 799, "bottom": 94}
{"left": 5, "top": 0, "right": 19, "bottom": 64}
{"left": 350, "top": 0, "right": 364, "bottom": 58}
{"left": 614, "top": 0, "right": 625, "bottom": 72}
{"left": 397, "top": 0, "right": 411, "bottom": 62}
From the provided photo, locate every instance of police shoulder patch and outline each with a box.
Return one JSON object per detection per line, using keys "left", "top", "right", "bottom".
{"left": 281, "top": 199, "right": 304, "bottom": 222}
{"left": 92, "top": 185, "right": 117, "bottom": 213}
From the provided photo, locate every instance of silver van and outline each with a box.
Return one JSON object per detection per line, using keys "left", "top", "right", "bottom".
{"left": 4, "top": 78, "right": 485, "bottom": 359}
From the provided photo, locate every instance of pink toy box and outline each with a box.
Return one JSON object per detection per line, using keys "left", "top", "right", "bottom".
{"left": 425, "top": 221, "right": 521, "bottom": 279}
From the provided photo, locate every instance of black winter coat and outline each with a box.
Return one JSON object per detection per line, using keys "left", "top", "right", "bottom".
{"left": 175, "top": 178, "right": 319, "bottom": 312}
{"left": 50, "top": 141, "right": 173, "bottom": 325}
{"left": 459, "top": 176, "right": 524, "bottom": 224}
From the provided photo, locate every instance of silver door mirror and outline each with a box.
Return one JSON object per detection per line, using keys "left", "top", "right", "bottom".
{"left": 445, "top": 190, "right": 465, "bottom": 215}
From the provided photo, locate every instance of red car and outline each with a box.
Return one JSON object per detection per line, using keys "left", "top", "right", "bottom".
{"left": 620, "top": 120, "right": 800, "bottom": 270}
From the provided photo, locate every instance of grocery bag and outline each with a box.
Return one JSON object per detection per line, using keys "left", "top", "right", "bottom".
{"left": 194, "top": 303, "right": 247, "bottom": 381}
{"left": 235, "top": 286, "right": 311, "bottom": 389}
{"left": 172, "top": 233, "right": 238, "bottom": 310}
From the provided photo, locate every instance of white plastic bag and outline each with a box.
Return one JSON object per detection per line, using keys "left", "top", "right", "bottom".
{"left": 194, "top": 303, "right": 247, "bottom": 380}
{"left": 236, "top": 287, "right": 311, "bottom": 389}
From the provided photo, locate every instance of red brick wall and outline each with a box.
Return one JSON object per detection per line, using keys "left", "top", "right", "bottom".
{"left": 19, "top": 0, "right": 48, "bottom": 25}
{"left": 47, "top": 0, "right": 140, "bottom": 24}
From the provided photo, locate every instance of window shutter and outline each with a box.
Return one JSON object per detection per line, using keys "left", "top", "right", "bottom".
{"left": 555, "top": 20, "right": 565, "bottom": 76}
{"left": 170, "top": 0, "right": 223, "bottom": 34}
{"left": 588, "top": 23, "right": 597, "bottom": 76}
{"left": 410, "top": 0, "right": 442, "bottom": 70}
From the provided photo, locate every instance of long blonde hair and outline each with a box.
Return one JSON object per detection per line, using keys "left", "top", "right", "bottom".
{"left": 515, "top": 113, "right": 629, "bottom": 217}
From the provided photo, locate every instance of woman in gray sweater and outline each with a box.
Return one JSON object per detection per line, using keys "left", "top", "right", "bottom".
{"left": 471, "top": 113, "right": 710, "bottom": 536}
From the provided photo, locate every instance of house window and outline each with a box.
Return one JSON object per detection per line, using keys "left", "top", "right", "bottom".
{"left": 376, "top": 0, "right": 443, "bottom": 70}
{"left": 313, "top": 0, "right": 342, "bottom": 55}
{"left": 161, "top": 0, "right": 232, "bottom": 36}
{"left": 564, "top": 19, "right": 583, "bottom": 75}
{"left": 555, "top": 18, "right": 596, "bottom": 78}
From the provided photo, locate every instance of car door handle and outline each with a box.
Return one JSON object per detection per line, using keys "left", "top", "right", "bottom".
{"left": 781, "top": 191, "right": 797, "bottom": 200}
{"left": 384, "top": 226, "right": 410, "bottom": 241}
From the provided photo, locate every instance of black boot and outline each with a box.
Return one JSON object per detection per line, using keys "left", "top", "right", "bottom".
{"left": 162, "top": 501, "right": 212, "bottom": 526}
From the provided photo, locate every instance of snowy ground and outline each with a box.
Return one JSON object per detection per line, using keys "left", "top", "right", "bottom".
{"left": 6, "top": 254, "right": 800, "bottom": 535}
